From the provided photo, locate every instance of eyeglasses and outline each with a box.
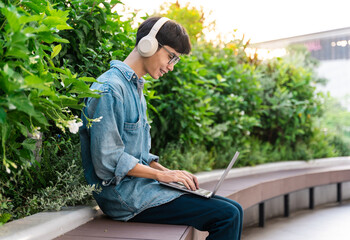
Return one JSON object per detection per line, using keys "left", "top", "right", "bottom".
{"left": 159, "top": 43, "right": 180, "bottom": 65}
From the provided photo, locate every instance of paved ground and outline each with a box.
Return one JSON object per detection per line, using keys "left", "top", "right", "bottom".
{"left": 242, "top": 201, "right": 350, "bottom": 240}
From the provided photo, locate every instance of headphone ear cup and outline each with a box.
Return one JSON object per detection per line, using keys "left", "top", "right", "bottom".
{"left": 137, "top": 35, "right": 158, "bottom": 57}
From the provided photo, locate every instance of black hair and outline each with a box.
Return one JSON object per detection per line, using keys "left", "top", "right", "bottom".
{"left": 136, "top": 16, "right": 191, "bottom": 55}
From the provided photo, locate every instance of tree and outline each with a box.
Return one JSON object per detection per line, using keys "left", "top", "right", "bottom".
{"left": 156, "top": 1, "right": 213, "bottom": 44}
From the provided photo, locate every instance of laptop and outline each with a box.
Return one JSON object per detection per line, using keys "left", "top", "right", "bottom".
{"left": 159, "top": 151, "right": 240, "bottom": 198}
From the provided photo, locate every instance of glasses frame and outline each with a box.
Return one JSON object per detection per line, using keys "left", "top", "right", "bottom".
{"left": 159, "top": 43, "right": 180, "bottom": 65}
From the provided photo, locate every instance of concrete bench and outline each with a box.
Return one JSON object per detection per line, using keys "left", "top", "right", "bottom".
{"left": 2, "top": 157, "right": 350, "bottom": 240}
{"left": 56, "top": 157, "right": 350, "bottom": 240}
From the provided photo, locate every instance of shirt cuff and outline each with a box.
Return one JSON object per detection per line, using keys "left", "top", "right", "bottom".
{"left": 114, "top": 153, "right": 139, "bottom": 185}
{"left": 148, "top": 153, "right": 159, "bottom": 163}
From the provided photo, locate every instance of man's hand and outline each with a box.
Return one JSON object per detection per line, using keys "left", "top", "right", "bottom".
{"left": 156, "top": 170, "right": 199, "bottom": 191}
{"left": 128, "top": 162, "right": 199, "bottom": 191}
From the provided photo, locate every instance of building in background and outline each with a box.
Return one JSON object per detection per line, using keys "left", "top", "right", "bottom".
{"left": 248, "top": 27, "right": 350, "bottom": 110}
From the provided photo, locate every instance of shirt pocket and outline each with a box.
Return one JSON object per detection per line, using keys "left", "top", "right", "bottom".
{"left": 123, "top": 118, "right": 143, "bottom": 157}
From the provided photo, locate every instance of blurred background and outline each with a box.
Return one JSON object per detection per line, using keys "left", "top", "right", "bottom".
{"left": 117, "top": 0, "right": 350, "bottom": 110}
{"left": 112, "top": 0, "right": 350, "bottom": 168}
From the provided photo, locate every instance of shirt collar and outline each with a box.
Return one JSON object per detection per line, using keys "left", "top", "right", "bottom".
{"left": 110, "top": 60, "right": 139, "bottom": 83}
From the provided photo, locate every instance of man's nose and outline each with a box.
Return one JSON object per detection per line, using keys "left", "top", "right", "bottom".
{"left": 167, "top": 63, "right": 174, "bottom": 71}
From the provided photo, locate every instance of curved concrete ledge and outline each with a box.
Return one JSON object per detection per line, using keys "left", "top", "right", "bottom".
{"left": 196, "top": 156, "right": 350, "bottom": 184}
{"left": 0, "top": 206, "right": 98, "bottom": 240}
{"left": 1, "top": 156, "right": 349, "bottom": 240}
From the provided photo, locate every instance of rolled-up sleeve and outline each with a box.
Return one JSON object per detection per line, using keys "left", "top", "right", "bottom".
{"left": 88, "top": 91, "right": 139, "bottom": 185}
{"left": 148, "top": 153, "right": 159, "bottom": 163}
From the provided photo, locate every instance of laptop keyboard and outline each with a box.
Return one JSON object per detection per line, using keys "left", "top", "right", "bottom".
{"left": 169, "top": 182, "right": 212, "bottom": 196}
{"left": 195, "top": 188, "right": 212, "bottom": 195}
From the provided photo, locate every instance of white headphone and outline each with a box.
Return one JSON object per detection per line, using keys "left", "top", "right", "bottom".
{"left": 137, "top": 17, "right": 170, "bottom": 57}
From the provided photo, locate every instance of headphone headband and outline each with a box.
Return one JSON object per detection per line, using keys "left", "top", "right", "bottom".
{"left": 148, "top": 17, "right": 169, "bottom": 38}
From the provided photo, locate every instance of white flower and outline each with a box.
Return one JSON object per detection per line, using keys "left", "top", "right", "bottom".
{"left": 31, "top": 127, "right": 41, "bottom": 140}
{"left": 68, "top": 119, "right": 83, "bottom": 134}
{"left": 6, "top": 167, "right": 11, "bottom": 174}
{"left": 92, "top": 116, "right": 103, "bottom": 122}
{"left": 240, "top": 111, "right": 245, "bottom": 116}
{"left": 29, "top": 55, "right": 39, "bottom": 64}
{"left": 62, "top": 107, "right": 71, "bottom": 113}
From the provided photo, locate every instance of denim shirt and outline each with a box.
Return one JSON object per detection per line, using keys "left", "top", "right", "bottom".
{"left": 79, "top": 60, "right": 183, "bottom": 221}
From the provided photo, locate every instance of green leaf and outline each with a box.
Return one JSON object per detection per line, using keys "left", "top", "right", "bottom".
{"left": 50, "top": 67, "right": 68, "bottom": 74}
{"left": 19, "top": 15, "right": 42, "bottom": 24}
{"left": 6, "top": 47, "right": 29, "bottom": 59}
{"left": 1, "top": 6, "right": 20, "bottom": 32}
{"left": 43, "top": 16, "right": 67, "bottom": 27}
{"left": 51, "top": 44, "right": 62, "bottom": 59}
{"left": 23, "top": 24, "right": 50, "bottom": 34}
{"left": 56, "top": 24, "right": 73, "bottom": 30}
{"left": 110, "top": 0, "right": 123, "bottom": 4}
{"left": 68, "top": 81, "right": 91, "bottom": 93}
{"left": 22, "top": 138, "right": 37, "bottom": 152}
{"left": 78, "top": 77, "right": 97, "bottom": 82}
{"left": 1, "top": 122, "right": 11, "bottom": 145}
{"left": 21, "top": 1, "right": 46, "bottom": 14}
{"left": 15, "top": 121, "right": 28, "bottom": 137}
{"left": 37, "top": 32, "right": 70, "bottom": 44}
{"left": 24, "top": 75, "right": 44, "bottom": 85}
{"left": 8, "top": 94, "right": 35, "bottom": 115}
{"left": 24, "top": 76, "right": 50, "bottom": 91}
{"left": 0, "top": 213, "right": 12, "bottom": 225}
{"left": 0, "top": 108, "right": 6, "bottom": 124}
{"left": 11, "top": 31, "right": 27, "bottom": 44}
{"left": 38, "top": 88, "right": 56, "bottom": 97}
{"left": 7, "top": 94, "right": 48, "bottom": 125}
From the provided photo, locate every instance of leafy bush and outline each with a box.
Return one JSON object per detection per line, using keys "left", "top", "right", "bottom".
{"left": 24, "top": 159, "right": 98, "bottom": 214}
{"left": 252, "top": 50, "right": 324, "bottom": 146}
{"left": 158, "top": 142, "right": 214, "bottom": 173}
{"left": 328, "top": 135, "right": 350, "bottom": 156}
{"left": 0, "top": 132, "right": 96, "bottom": 221}
{"left": 149, "top": 36, "right": 335, "bottom": 169}
{"left": 146, "top": 55, "right": 216, "bottom": 151}
{"left": 51, "top": 0, "right": 136, "bottom": 79}
{"left": 0, "top": 0, "right": 115, "bottom": 223}
{"left": 0, "top": 0, "right": 99, "bottom": 175}
{"left": 316, "top": 96, "right": 350, "bottom": 156}
{"left": 0, "top": 0, "right": 138, "bottom": 224}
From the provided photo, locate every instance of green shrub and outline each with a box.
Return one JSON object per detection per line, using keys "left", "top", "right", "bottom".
{"left": 0, "top": 0, "right": 99, "bottom": 175}
{"left": 252, "top": 50, "right": 324, "bottom": 146}
{"left": 315, "top": 96, "right": 350, "bottom": 156}
{"left": 0, "top": 0, "right": 102, "bottom": 223}
{"left": 0, "top": 0, "right": 133, "bottom": 223}
{"left": 159, "top": 142, "right": 214, "bottom": 173}
{"left": 51, "top": 0, "right": 136, "bottom": 78}
{"left": 23, "top": 159, "right": 98, "bottom": 214}
{"left": 147, "top": 55, "right": 217, "bottom": 151}
{"left": 328, "top": 135, "right": 350, "bottom": 156}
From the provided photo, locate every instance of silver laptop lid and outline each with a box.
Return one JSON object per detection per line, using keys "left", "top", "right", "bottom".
{"left": 211, "top": 151, "right": 240, "bottom": 196}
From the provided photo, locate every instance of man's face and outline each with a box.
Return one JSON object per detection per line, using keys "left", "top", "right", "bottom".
{"left": 144, "top": 45, "right": 180, "bottom": 79}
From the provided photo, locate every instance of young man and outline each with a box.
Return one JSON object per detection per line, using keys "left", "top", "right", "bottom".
{"left": 80, "top": 17, "right": 243, "bottom": 240}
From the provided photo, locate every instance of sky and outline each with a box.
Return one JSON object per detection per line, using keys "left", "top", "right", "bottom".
{"left": 116, "top": 0, "right": 350, "bottom": 43}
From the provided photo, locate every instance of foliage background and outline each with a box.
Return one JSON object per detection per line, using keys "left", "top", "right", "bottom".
{"left": 1, "top": 0, "right": 349, "bottom": 224}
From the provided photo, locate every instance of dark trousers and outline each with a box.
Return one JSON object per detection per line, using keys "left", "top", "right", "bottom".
{"left": 129, "top": 194, "right": 243, "bottom": 240}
